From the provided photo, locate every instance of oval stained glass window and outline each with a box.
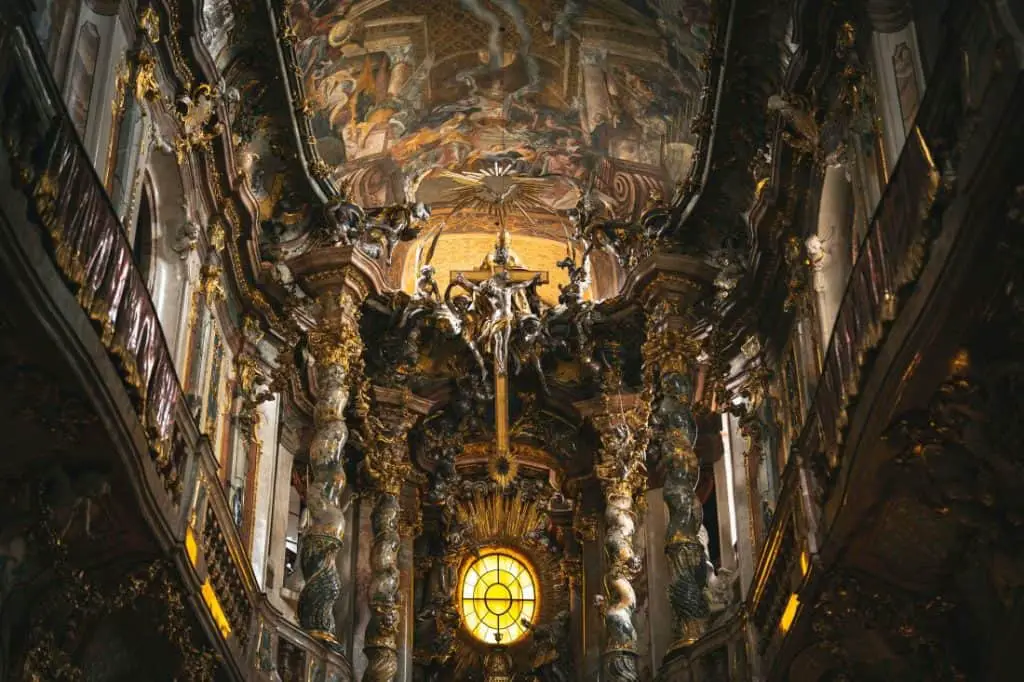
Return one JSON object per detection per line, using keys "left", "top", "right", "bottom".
{"left": 459, "top": 549, "right": 538, "bottom": 645}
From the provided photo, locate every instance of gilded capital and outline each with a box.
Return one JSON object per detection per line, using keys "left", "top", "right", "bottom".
{"left": 590, "top": 395, "right": 651, "bottom": 499}
{"left": 642, "top": 299, "right": 702, "bottom": 378}
{"left": 307, "top": 295, "right": 362, "bottom": 372}
{"left": 364, "top": 387, "right": 432, "bottom": 495}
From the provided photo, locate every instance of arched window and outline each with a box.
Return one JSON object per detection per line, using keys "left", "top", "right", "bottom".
{"left": 459, "top": 549, "right": 538, "bottom": 645}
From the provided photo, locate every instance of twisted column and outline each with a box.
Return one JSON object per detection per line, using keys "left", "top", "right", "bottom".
{"left": 600, "top": 484, "right": 640, "bottom": 682}
{"left": 591, "top": 396, "right": 649, "bottom": 682}
{"left": 298, "top": 292, "right": 363, "bottom": 646}
{"left": 365, "top": 493, "right": 401, "bottom": 682}
{"left": 643, "top": 300, "right": 709, "bottom": 649}
{"left": 362, "top": 388, "right": 427, "bottom": 682}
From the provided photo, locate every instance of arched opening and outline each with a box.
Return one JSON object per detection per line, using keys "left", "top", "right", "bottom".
{"left": 140, "top": 150, "right": 196, "bottom": 374}
{"left": 809, "top": 164, "right": 855, "bottom": 344}
{"left": 133, "top": 182, "right": 155, "bottom": 287}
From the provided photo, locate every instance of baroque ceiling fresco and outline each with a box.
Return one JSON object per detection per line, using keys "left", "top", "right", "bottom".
{"left": 244, "top": 0, "right": 718, "bottom": 303}
{"left": 199, "top": 0, "right": 795, "bottom": 485}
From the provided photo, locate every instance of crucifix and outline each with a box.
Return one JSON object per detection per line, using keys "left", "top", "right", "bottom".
{"left": 449, "top": 227, "right": 548, "bottom": 476}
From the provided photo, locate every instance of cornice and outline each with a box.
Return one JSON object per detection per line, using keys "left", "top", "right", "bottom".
{"left": 285, "top": 245, "right": 392, "bottom": 300}
{"left": 619, "top": 252, "right": 719, "bottom": 304}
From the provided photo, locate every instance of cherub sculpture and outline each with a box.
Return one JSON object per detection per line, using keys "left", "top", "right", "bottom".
{"left": 510, "top": 314, "right": 550, "bottom": 394}
{"left": 413, "top": 264, "right": 440, "bottom": 302}
{"left": 365, "top": 201, "right": 431, "bottom": 265}
{"left": 316, "top": 194, "right": 366, "bottom": 248}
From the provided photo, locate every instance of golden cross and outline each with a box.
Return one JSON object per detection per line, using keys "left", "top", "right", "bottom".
{"left": 451, "top": 236, "right": 547, "bottom": 459}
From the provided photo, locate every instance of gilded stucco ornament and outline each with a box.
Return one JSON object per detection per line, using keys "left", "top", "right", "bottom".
{"left": 138, "top": 6, "right": 161, "bottom": 44}
{"left": 233, "top": 319, "right": 277, "bottom": 448}
{"left": 133, "top": 50, "right": 162, "bottom": 103}
{"left": 174, "top": 83, "right": 224, "bottom": 163}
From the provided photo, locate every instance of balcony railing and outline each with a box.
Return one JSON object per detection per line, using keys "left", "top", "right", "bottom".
{"left": 800, "top": 122, "right": 940, "bottom": 499}
{"left": 0, "top": 15, "right": 351, "bottom": 682}
{"left": 657, "top": 607, "right": 751, "bottom": 682}
{"left": 746, "top": 0, "right": 1017, "bottom": 673}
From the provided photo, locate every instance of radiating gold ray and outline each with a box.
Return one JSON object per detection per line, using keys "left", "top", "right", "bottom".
{"left": 456, "top": 490, "right": 546, "bottom": 544}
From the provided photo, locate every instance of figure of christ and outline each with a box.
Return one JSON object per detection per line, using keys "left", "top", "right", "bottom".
{"left": 451, "top": 270, "right": 543, "bottom": 377}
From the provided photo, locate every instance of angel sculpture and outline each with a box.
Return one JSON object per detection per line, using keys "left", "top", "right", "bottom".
{"left": 555, "top": 236, "right": 592, "bottom": 306}
{"left": 437, "top": 293, "right": 490, "bottom": 384}
{"left": 316, "top": 194, "right": 366, "bottom": 248}
{"left": 549, "top": 229, "right": 598, "bottom": 372}
{"left": 400, "top": 224, "right": 445, "bottom": 325}
{"left": 362, "top": 170, "right": 433, "bottom": 265}
{"left": 365, "top": 201, "right": 430, "bottom": 265}
{"left": 565, "top": 186, "right": 644, "bottom": 268}
{"left": 639, "top": 189, "right": 676, "bottom": 240}
{"left": 768, "top": 93, "right": 823, "bottom": 159}
{"left": 414, "top": 265, "right": 440, "bottom": 301}
{"left": 396, "top": 225, "right": 491, "bottom": 384}
{"left": 510, "top": 314, "right": 550, "bottom": 394}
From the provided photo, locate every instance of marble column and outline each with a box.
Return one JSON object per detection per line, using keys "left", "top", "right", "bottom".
{"left": 644, "top": 304, "right": 708, "bottom": 649}
{"left": 362, "top": 387, "right": 431, "bottom": 682}
{"left": 637, "top": 258, "right": 721, "bottom": 654}
{"left": 298, "top": 291, "right": 364, "bottom": 648}
{"left": 589, "top": 395, "right": 649, "bottom": 682}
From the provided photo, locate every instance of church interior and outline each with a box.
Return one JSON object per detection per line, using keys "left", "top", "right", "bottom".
{"left": 1, "top": 0, "right": 1023, "bottom": 680}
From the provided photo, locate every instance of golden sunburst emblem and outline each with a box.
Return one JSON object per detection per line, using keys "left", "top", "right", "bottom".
{"left": 438, "top": 163, "right": 552, "bottom": 225}
{"left": 488, "top": 450, "right": 519, "bottom": 488}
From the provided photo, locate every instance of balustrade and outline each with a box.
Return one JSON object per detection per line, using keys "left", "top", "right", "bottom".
{"left": 0, "top": 14, "right": 352, "bottom": 681}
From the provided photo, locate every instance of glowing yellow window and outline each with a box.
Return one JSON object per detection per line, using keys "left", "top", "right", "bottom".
{"left": 459, "top": 549, "right": 539, "bottom": 645}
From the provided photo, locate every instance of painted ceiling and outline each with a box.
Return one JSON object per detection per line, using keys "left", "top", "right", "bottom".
{"left": 253, "top": 0, "right": 716, "bottom": 298}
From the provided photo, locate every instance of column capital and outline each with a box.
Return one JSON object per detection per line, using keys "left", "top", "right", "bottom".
{"left": 620, "top": 253, "right": 718, "bottom": 307}
{"left": 285, "top": 244, "right": 389, "bottom": 300}
{"left": 578, "top": 393, "right": 651, "bottom": 498}
{"left": 306, "top": 290, "right": 363, "bottom": 374}
{"left": 364, "top": 387, "right": 434, "bottom": 496}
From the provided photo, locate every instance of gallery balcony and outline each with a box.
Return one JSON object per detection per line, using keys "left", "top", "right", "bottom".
{"left": 0, "top": 14, "right": 350, "bottom": 682}
{"left": 741, "top": 2, "right": 1024, "bottom": 680}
